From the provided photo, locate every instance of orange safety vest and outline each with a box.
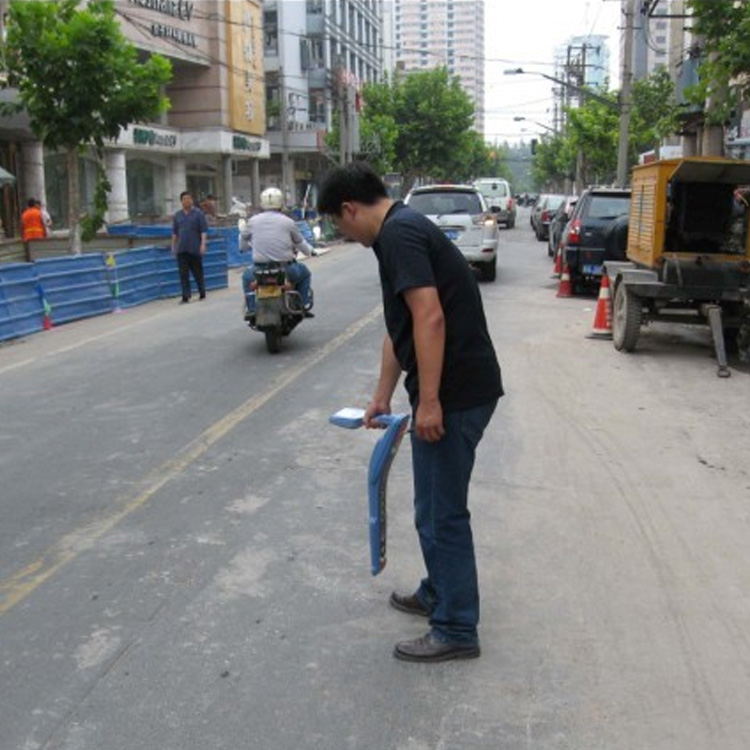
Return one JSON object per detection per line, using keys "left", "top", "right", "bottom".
{"left": 21, "top": 207, "right": 46, "bottom": 241}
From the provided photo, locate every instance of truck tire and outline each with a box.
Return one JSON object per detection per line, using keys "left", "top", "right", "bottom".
{"left": 613, "top": 282, "right": 642, "bottom": 352}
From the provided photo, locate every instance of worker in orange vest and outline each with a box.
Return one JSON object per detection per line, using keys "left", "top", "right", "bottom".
{"left": 21, "top": 198, "right": 47, "bottom": 241}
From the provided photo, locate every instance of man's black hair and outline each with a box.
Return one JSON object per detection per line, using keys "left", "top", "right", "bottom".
{"left": 27, "top": 198, "right": 39, "bottom": 208}
{"left": 180, "top": 190, "right": 192, "bottom": 200}
{"left": 317, "top": 161, "right": 388, "bottom": 216}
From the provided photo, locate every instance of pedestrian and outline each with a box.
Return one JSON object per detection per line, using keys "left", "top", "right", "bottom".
{"left": 317, "top": 162, "right": 503, "bottom": 663}
{"left": 172, "top": 190, "right": 208, "bottom": 303}
{"left": 200, "top": 194, "right": 218, "bottom": 222}
{"left": 20, "top": 198, "right": 47, "bottom": 241}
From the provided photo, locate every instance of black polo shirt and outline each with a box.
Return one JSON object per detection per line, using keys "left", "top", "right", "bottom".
{"left": 372, "top": 201, "right": 503, "bottom": 411}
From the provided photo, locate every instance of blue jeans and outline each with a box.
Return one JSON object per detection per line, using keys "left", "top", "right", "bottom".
{"left": 411, "top": 399, "right": 498, "bottom": 644}
{"left": 242, "top": 261, "right": 312, "bottom": 312}
{"left": 285, "top": 261, "right": 312, "bottom": 308}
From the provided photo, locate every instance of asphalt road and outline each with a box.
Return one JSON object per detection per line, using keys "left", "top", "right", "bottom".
{"left": 1, "top": 211, "right": 750, "bottom": 750}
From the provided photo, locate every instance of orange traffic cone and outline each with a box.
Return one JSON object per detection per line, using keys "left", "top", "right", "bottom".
{"left": 587, "top": 273, "right": 613, "bottom": 339}
{"left": 553, "top": 246, "right": 562, "bottom": 277}
{"left": 556, "top": 263, "right": 573, "bottom": 298}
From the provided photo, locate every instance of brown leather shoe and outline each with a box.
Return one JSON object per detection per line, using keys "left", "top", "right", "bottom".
{"left": 389, "top": 591, "right": 431, "bottom": 617}
{"left": 393, "top": 632, "right": 480, "bottom": 663}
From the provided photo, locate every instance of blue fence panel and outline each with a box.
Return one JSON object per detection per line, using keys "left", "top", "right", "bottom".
{"left": 108, "top": 246, "right": 161, "bottom": 309}
{"left": 106, "top": 224, "right": 136, "bottom": 236}
{"left": 0, "top": 263, "right": 45, "bottom": 341}
{"left": 35, "top": 255, "right": 115, "bottom": 325}
{"left": 204, "top": 237, "right": 229, "bottom": 291}
{"left": 212, "top": 226, "right": 248, "bottom": 268}
{"left": 133, "top": 225, "right": 173, "bottom": 239}
{"left": 296, "top": 220, "right": 316, "bottom": 247}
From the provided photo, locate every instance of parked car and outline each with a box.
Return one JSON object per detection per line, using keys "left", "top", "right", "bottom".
{"left": 547, "top": 196, "right": 578, "bottom": 257}
{"left": 531, "top": 193, "right": 566, "bottom": 241}
{"left": 558, "top": 187, "right": 632, "bottom": 291}
{"left": 473, "top": 178, "right": 516, "bottom": 228}
{"left": 405, "top": 184, "right": 499, "bottom": 281}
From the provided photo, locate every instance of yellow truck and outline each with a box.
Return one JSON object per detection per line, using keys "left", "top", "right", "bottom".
{"left": 606, "top": 157, "right": 750, "bottom": 376}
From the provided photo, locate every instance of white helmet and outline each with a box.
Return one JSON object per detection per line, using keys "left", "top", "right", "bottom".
{"left": 260, "top": 187, "right": 284, "bottom": 210}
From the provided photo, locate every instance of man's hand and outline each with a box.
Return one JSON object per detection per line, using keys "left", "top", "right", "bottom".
{"left": 414, "top": 398, "right": 444, "bottom": 443}
{"left": 364, "top": 398, "right": 391, "bottom": 429}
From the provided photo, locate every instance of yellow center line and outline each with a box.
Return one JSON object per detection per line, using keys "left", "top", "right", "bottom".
{"left": 0, "top": 304, "right": 383, "bottom": 617}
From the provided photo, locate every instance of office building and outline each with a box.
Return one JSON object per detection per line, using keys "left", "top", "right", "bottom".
{"left": 391, "top": 0, "right": 485, "bottom": 134}
{"left": 262, "top": 0, "right": 385, "bottom": 205}
{"left": 0, "top": 0, "right": 269, "bottom": 232}
{"left": 552, "top": 34, "right": 611, "bottom": 133}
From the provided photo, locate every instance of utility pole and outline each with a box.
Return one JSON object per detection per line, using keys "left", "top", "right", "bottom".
{"left": 280, "top": 65, "right": 291, "bottom": 202}
{"left": 616, "top": 0, "right": 636, "bottom": 187}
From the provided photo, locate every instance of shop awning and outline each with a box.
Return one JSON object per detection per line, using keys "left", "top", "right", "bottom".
{"left": 0, "top": 167, "right": 16, "bottom": 186}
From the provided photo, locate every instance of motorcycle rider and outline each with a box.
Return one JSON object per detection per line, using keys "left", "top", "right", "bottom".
{"left": 242, "top": 187, "right": 316, "bottom": 318}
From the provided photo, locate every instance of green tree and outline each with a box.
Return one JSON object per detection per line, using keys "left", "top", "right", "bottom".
{"left": 533, "top": 71, "right": 679, "bottom": 189}
{"left": 687, "top": 0, "right": 750, "bottom": 124}
{"left": 328, "top": 68, "right": 511, "bottom": 190}
{"left": 630, "top": 68, "right": 680, "bottom": 155}
{"left": 4, "top": 0, "right": 172, "bottom": 251}
{"left": 531, "top": 133, "right": 574, "bottom": 191}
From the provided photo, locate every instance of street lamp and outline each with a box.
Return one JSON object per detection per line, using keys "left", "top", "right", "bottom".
{"left": 513, "top": 116, "right": 557, "bottom": 135}
{"left": 504, "top": 68, "right": 619, "bottom": 112}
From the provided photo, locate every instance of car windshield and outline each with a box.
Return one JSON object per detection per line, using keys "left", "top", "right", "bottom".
{"left": 588, "top": 195, "right": 630, "bottom": 219}
{"left": 409, "top": 191, "right": 484, "bottom": 216}
{"left": 546, "top": 195, "right": 566, "bottom": 210}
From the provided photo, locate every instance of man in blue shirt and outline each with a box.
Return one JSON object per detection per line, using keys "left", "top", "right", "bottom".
{"left": 318, "top": 163, "right": 503, "bottom": 663}
{"left": 172, "top": 191, "right": 208, "bottom": 303}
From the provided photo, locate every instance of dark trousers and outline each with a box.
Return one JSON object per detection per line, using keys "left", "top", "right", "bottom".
{"left": 177, "top": 252, "right": 205, "bottom": 301}
{"left": 411, "top": 399, "right": 498, "bottom": 644}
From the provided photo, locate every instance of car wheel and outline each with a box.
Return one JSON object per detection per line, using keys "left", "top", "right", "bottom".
{"left": 483, "top": 256, "right": 497, "bottom": 282}
{"left": 612, "top": 282, "right": 642, "bottom": 352}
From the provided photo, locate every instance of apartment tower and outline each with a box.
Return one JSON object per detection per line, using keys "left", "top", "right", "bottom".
{"left": 392, "top": 0, "right": 485, "bottom": 134}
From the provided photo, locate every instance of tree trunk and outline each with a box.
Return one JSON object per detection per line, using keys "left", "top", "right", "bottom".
{"left": 67, "top": 147, "right": 82, "bottom": 255}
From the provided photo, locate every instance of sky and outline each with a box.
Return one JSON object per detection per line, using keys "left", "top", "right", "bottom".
{"left": 483, "top": 0, "right": 623, "bottom": 143}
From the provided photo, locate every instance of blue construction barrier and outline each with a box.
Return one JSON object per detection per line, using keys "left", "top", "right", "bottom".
{"left": 132, "top": 225, "right": 173, "bottom": 239}
{"left": 0, "top": 263, "right": 45, "bottom": 342}
{"left": 213, "top": 225, "right": 249, "bottom": 268}
{"left": 107, "top": 246, "right": 161, "bottom": 309}
{"left": 297, "top": 220, "right": 316, "bottom": 247}
{"left": 106, "top": 224, "right": 136, "bottom": 236}
{"left": 35, "top": 255, "right": 115, "bottom": 325}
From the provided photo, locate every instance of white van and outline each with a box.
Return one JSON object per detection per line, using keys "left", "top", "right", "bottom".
{"left": 473, "top": 178, "right": 517, "bottom": 228}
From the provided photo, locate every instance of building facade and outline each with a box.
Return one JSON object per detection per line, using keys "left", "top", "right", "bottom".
{"left": 552, "top": 34, "right": 611, "bottom": 133}
{"left": 0, "top": 0, "right": 270, "bottom": 233}
{"left": 630, "top": 0, "right": 686, "bottom": 84}
{"left": 261, "top": 0, "right": 385, "bottom": 206}
{"left": 391, "top": 0, "right": 485, "bottom": 134}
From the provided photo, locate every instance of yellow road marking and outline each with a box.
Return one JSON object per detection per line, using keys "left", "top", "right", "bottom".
{"left": 0, "top": 304, "right": 382, "bottom": 617}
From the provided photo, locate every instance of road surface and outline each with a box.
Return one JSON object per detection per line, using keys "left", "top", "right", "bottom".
{"left": 1, "top": 211, "right": 749, "bottom": 749}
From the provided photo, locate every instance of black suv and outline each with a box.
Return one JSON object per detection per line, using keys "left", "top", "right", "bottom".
{"left": 559, "top": 187, "right": 631, "bottom": 291}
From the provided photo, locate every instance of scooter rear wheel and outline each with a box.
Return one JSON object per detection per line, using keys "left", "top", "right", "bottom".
{"left": 265, "top": 328, "right": 282, "bottom": 354}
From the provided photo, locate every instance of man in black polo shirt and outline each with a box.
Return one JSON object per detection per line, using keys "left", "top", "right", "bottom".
{"left": 172, "top": 190, "right": 208, "bottom": 303}
{"left": 318, "top": 163, "right": 503, "bottom": 663}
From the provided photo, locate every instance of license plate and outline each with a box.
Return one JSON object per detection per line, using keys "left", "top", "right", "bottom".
{"left": 257, "top": 286, "right": 282, "bottom": 299}
{"left": 583, "top": 264, "right": 602, "bottom": 275}
{"left": 442, "top": 229, "right": 459, "bottom": 240}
